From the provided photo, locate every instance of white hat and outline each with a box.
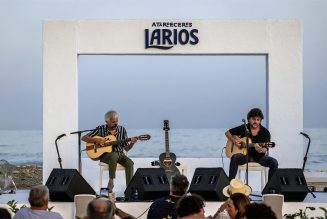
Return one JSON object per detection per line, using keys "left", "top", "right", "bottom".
{"left": 222, "top": 179, "right": 252, "bottom": 197}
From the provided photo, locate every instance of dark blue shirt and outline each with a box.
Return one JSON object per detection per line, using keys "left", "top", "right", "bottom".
{"left": 147, "top": 195, "right": 181, "bottom": 219}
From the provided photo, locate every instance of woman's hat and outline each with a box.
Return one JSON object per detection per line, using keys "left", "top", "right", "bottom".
{"left": 222, "top": 179, "right": 252, "bottom": 197}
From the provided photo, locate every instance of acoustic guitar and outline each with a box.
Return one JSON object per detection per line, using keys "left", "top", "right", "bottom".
{"left": 159, "top": 120, "right": 180, "bottom": 181}
{"left": 86, "top": 134, "right": 151, "bottom": 160}
{"left": 225, "top": 136, "right": 275, "bottom": 158}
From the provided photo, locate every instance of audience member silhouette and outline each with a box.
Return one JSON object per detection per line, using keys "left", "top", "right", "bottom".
{"left": 147, "top": 174, "right": 189, "bottom": 219}
{"left": 244, "top": 203, "right": 277, "bottom": 219}
{"left": 0, "top": 208, "right": 11, "bottom": 219}
{"left": 176, "top": 194, "right": 206, "bottom": 218}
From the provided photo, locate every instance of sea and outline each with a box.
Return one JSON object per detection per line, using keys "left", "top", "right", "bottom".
{"left": 0, "top": 128, "right": 326, "bottom": 172}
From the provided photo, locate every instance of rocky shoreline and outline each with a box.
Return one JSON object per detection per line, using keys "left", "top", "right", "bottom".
{"left": 10, "top": 164, "right": 42, "bottom": 189}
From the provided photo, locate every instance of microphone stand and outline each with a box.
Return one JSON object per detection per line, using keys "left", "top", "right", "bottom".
{"left": 245, "top": 127, "right": 250, "bottom": 185}
{"left": 55, "top": 137, "right": 63, "bottom": 169}
{"left": 300, "top": 132, "right": 316, "bottom": 198}
{"left": 70, "top": 129, "right": 95, "bottom": 173}
{"left": 242, "top": 119, "right": 250, "bottom": 185}
{"left": 300, "top": 132, "right": 311, "bottom": 171}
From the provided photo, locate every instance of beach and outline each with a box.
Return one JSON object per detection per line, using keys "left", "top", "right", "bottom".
{"left": 10, "top": 164, "right": 42, "bottom": 189}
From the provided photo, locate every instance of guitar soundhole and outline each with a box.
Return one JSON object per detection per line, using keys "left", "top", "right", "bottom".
{"left": 163, "top": 159, "right": 172, "bottom": 167}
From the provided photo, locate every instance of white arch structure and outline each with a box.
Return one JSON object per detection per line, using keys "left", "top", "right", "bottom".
{"left": 43, "top": 20, "right": 302, "bottom": 181}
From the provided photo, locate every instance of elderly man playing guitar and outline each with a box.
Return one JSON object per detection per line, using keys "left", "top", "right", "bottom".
{"left": 225, "top": 108, "right": 278, "bottom": 180}
{"left": 82, "top": 110, "right": 138, "bottom": 192}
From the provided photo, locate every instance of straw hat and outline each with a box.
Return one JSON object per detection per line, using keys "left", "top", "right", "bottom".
{"left": 222, "top": 179, "right": 252, "bottom": 197}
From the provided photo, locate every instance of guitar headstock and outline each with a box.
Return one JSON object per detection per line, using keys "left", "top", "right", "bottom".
{"left": 163, "top": 120, "right": 170, "bottom": 131}
{"left": 261, "top": 142, "right": 275, "bottom": 148}
{"left": 137, "top": 134, "right": 151, "bottom": 141}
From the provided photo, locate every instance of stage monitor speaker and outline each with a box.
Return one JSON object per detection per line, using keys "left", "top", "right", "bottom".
{"left": 124, "top": 168, "right": 170, "bottom": 201}
{"left": 262, "top": 168, "right": 309, "bottom": 201}
{"left": 46, "top": 168, "right": 96, "bottom": 202}
{"left": 189, "top": 167, "right": 230, "bottom": 201}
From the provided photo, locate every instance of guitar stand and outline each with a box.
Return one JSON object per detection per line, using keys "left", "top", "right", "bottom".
{"left": 151, "top": 160, "right": 181, "bottom": 167}
{"left": 151, "top": 160, "right": 160, "bottom": 166}
{"left": 151, "top": 160, "right": 187, "bottom": 178}
{"left": 151, "top": 160, "right": 183, "bottom": 176}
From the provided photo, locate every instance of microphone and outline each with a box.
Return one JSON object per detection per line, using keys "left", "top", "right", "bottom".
{"left": 56, "top": 134, "right": 66, "bottom": 140}
{"left": 300, "top": 132, "right": 309, "bottom": 139}
{"left": 242, "top": 118, "right": 250, "bottom": 134}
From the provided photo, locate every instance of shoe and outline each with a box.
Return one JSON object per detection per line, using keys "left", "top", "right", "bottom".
{"left": 107, "top": 179, "right": 114, "bottom": 193}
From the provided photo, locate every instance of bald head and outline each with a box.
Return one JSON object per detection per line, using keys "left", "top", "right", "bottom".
{"left": 87, "top": 198, "right": 114, "bottom": 219}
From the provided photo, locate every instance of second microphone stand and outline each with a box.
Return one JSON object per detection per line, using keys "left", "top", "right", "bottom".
{"left": 244, "top": 127, "right": 250, "bottom": 185}
{"left": 301, "top": 132, "right": 311, "bottom": 171}
{"left": 70, "top": 129, "right": 95, "bottom": 173}
{"left": 55, "top": 137, "right": 63, "bottom": 169}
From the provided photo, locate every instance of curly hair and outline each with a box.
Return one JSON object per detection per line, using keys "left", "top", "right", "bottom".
{"left": 247, "top": 108, "right": 264, "bottom": 120}
{"left": 176, "top": 194, "right": 205, "bottom": 218}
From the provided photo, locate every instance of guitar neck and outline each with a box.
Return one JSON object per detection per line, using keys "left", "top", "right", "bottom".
{"left": 243, "top": 142, "right": 270, "bottom": 148}
{"left": 165, "top": 130, "right": 170, "bottom": 157}
{"left": 105, "top": 137, "right": 132, "bottom": 146}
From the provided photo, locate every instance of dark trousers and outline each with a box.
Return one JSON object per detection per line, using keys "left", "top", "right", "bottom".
{"left": 100, "top": 152, "right": 134, "bottom": 186}
{"left": 229, "top": 153, "right": 278, "bottom": 180}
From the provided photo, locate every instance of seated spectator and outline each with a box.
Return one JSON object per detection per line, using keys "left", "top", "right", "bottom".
{"left": 0, "top": 208, "right": 11, "bottom": 219}
{"left": 215, "top": 193, "right": 250, "bottom": 219}
{"left": 147, "top": 173, "right": 189, "bottom": 219}
{"left": 84, "top": 197, "right": 136, "bottom": 219}
{"left": 244, "top": 203, "right": 277, "bottom": 219}
{"left": 13, "top": 185, "right": 63, "bottom": 219}
{"left": 213, "top": 179, "right": 251, "bottom": 219}
{"left": 176, "top": 194, "right": 206, "bottom": 218}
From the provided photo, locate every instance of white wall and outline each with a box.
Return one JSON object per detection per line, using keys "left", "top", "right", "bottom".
{"left": 43, "top": 19, "right": 302, "bottom": 181}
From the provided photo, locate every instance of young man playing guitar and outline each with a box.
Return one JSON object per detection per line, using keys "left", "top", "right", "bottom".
{"left": 82, "top": 110, "right": 138, "bottom": 192}
{"left": 225, "top": 108, "right": 278, "bottom": 180}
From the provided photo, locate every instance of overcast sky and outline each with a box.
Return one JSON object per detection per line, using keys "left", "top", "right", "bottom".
{"left": 79, "top": 55, "right": 266, "bottom": 129}
{"left": 0, "top": 0, "right": 326, "bottom": 129}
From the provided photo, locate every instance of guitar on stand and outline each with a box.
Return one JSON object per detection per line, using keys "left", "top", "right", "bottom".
{"left": 159, "top": 120, "right": 180, "bottom": 182}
